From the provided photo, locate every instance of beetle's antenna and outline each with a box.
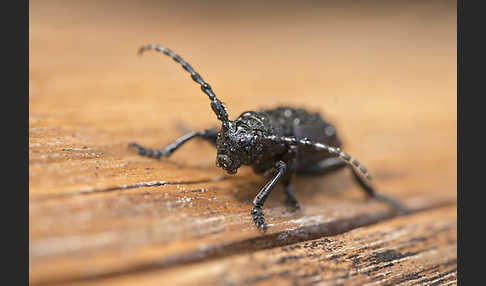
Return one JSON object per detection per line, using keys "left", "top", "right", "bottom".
{"left": 263, "top": 135, "right": 372, "bottom": 181}
{"left": 138, "top": 44, "right": 230, "bottom": 128}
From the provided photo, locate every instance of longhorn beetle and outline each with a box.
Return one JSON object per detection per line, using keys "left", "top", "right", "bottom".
{"left": 129, "top": 44, "right": 408, "bottom": 230}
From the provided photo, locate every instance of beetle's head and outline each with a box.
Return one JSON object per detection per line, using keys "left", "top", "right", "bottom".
{"left": 215, "top": 117, "right": 264, "bottom": 174}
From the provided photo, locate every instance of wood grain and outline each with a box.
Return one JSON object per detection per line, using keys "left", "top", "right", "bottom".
{"left": 30, "top": 1, "right": 457, "bottom": 285}
{"left": 67, "top": 206, "right": 456, "bottom": 286}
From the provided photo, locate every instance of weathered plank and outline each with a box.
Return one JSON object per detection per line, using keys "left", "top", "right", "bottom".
{"left": 29, "top": 168, "right": 455, "bottom": 285}
{"left": 29, "top": 1, "right": 456, "bottom": 285}
{"left": 65, "top": 206, "right": 456, "bottom": 286}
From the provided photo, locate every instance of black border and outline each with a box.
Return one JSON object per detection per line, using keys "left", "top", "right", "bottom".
{"left": 458, "top": 0, "right": 486, "bottom": 284}
{"left": 9, "top": 0, "right": 29, "bottom": 283}
{"left": 24, "top": 0, "right": 30, "bottom": 284}
{"left": 9, "top": 0, "right": 31, "bottom": 283}
{"left": 457, "top": 0, "right": 463, "bottom": 283}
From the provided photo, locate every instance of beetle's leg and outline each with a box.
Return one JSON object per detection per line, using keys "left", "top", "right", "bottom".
{"left": 283, "top": 184, "right": 301, "bottom": 210}
{"left": 301, "top": 158, "right": 409, "bottom": 213}
{"left": 260, "top": 136, "right": 410, "bottom": 214}
{"left": 348, "top": 166, "right": 409, "bottom": 214}
{"left": 281, "top": 146, "right": 301, "bottom": 210}
{"left": 129, "top": 128, "right": 218, "bottom": 159}
{"left": 251, "top": 160, "right": 287, "bottom": 230}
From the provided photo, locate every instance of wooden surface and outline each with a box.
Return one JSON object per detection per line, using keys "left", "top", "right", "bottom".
{"left": 30, "top": 1, "right": 457, "bottom": 285}
{"left": 69, "top": 206, "right": 456, "bottom": 286}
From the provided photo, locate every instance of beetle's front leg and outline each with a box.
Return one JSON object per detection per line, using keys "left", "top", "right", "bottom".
{"left": 251, "top": 160, "right": 287, "bottom": 230}
{"left": 129, "top": 128, "right": 218, "bottom": 159}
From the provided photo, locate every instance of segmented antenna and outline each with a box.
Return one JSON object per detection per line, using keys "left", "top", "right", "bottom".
{"left": 264, "top": 135, "right": 372, "bottom": 181}
{"left": 138, "top": 44, "right": 230, "bottom": 128}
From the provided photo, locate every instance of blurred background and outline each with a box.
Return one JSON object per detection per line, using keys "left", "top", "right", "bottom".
{"left": 30, "top": 1, "right": 456, "bottom": 130}
{"left": 30, "top": 0, "right": 456, "bottom": 177}
{"left": 30, "top": 0, "right": 457, "bottom": 205}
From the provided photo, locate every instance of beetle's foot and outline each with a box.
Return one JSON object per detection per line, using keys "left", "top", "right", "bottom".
{"left": 372, "top": 193, "right": 411, "bottom": 215}
{"left": 128, "top": 142, "right": 164, "bottom": 159}
{"left": 251, "top": 206, "right": 267, "bottom": 230}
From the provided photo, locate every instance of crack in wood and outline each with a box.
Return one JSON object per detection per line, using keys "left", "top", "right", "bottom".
{"left": 30, "top": 175, "right": 227, "bottom": 201}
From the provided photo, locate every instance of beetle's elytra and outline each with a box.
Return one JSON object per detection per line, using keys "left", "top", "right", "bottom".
{"left": 129, "top": 44, "right": 407, "bottom": 230}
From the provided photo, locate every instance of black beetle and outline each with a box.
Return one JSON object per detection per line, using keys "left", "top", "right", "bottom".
{"left": 129, "top": 44, "right": 407, "bottom": 230}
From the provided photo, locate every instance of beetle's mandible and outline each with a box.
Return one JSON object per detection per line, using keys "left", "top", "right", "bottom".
{"left": 129, "top": 44, "right": 408, "bottom": 230}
